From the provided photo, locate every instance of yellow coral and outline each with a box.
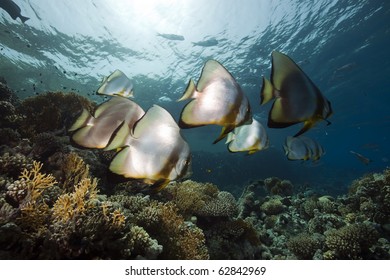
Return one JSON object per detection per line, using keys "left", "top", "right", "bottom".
{"left": 15, "top": 161, "right": 57, "bottom": 232}
{"left": 101, "top": 202, "right": 126, "bottom": 229}
{"left": 60, "top": 152, "right": 90, "bottom": 192}
{"left": 111, "top": 209, "right": 126, "bottom": 229}
{"left": 20, "top": 161, "right": 57, "bottom": 201}
{"left": 158, "top": 202, "right": 209, "bottom": 260}
{"left": 52, "top": 177, "right": 98, "bottom": 223}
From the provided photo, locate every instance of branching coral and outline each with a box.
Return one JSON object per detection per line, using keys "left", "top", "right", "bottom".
{"left": 346, "top": 168, "right": 390, "bottom": 224}
{"left": 52, "top": 177, "right": 98, "bottom": 224}
{"left": 5, "top": 161, "right": 57, "bottom": 232}
{"left": 138, "top": 201, "right": 209, "bottom": 259}
{"left": 324, "top": 223, "right": 378, "bottom": 259}
{"left": 58, "top": 152, "right": 90, "bottom": 192}
{"left": 287, "top": 233, "right": 321, "bottom": 259}
{"left": 0, "top": 152, "right": 33, "bottom": 179}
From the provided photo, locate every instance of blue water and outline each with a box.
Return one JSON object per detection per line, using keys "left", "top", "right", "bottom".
{"left": 1, "top": 0, "right": 389, "bottom": 196}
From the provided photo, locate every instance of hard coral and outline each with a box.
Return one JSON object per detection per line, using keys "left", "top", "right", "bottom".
{"left": 58, "top": 152, "right": 90, "bottom": 192}
{"left": 264, "top": 177, "right": 293, "bottom": 196}
{"left": 325, "top": 223, "right": 378, "bottom": 259}
{"left": 260, "top": 197, "right": 285, "bottom": 215}
{"left": 347, "top": 168, "right": 390, "bottom": 224}
{"left": 140, "top": 201, "right": 209, "bottom": 260}
{"left": 196, "top": 191, "right": 238, "bottom": 218}
{"left": 163, "top": 180, "right": 237, "bottom": 218}
{"left": 52, "top": 177, "right": 98, "bottom": 223}
{"left": 17, "top": 92, "right": 94, "bottom": 138}
{"left": 9, "top": 161, "right": 57, "bottom": 232}
{"left": 287, "top": 233, "right": 321, "bottom": 259}
{"left": 0, "top": 152, "right": 33, "bottom": 179}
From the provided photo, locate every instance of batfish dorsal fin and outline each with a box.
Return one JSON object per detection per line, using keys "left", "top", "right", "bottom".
{"left": 260, "top": 77, "right": 275, "bottom": 105}
{"left": 178, "top": 79, "right": 197, "bottom": 101}
{"left": 197, "top": 60, "right": 233, "bottom": 91}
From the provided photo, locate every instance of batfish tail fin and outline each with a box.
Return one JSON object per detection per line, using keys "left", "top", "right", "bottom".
{"left": 178, "top": 79, "right": 197, "bottom": 101}
{"left": 20, "top": 16, "right": 29, "bottom": 23}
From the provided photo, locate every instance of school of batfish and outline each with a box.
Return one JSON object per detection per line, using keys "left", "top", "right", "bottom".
{"left": 69, "top": 51, "right": 332, "bottom": 190}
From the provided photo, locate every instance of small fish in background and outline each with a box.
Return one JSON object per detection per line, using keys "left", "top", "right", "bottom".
{"left": 350, "top": 150, "right": 372, "bottom": 165}
{"left": 283, "top": 136, "right": 324, "bottom": 161}
{"left": 300, "top": 136, "right": 325, "bottom": 161}
{"left": 0, "top": 0, "right": 29, "bottom": 23}
{"left": 178, "top": 59, "right": 252, "bottom": 144}
{"left": 157, "top": 33, "right": 185, "bottom": 41}
{"left": 97, "top": 69, "right": 134, "bottom": 98}
{"left": 192, "top": 38, "right": 218, "bottom": 47}
{"left": 260, "top": 51, "right": 332, "bottom": 137}
{"left": 68, "top": 96, "right": 144, "bottom": 149}
{"left": 226, "top": 119, "right": 269, "bottom": 154}
{"left": 109, "top": 105, "right": 192, "bottom": 191}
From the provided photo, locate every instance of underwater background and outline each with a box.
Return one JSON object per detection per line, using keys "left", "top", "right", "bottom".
{"left": 0, "top": 0, "right": 390, "bottom": 260}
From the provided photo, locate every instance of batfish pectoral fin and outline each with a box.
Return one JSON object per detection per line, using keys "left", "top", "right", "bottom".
{"left": 178, "top": 79, "right": 197, "bottom": 101}
{"left": 260, "top": 77, "right": 275, "bottom": 105}
{"left": 247, "top": 150, "right": 259, "bottom": 155}
{"left": 68, "top": 108, "right": 91, "bottom": 132}
{"left": 149, "top": 179, "right": 172, "bottom": 192}
{"left": 213, "top": 125, "right": 235, "bottom": 144}
{"left": 225, "top": 131, "right": 235, "bottom": 144}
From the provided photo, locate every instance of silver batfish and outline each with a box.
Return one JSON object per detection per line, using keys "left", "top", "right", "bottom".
{"left": 97, "top": 69, "right": 134, "bottom": 98}
{"left": 69, "top": 96, "right": 144, "bottom": 149}
{"left": 109, "top": 105, "right": 191, "bottom": 191}
{"left": 226, "top": 119, "right": 269, "bottom": 154}
{"left": 179, "top": 59, "right": 252, "bottom": 144}
{"left": 261, "top": 51, "right": 332, "bottom": 137}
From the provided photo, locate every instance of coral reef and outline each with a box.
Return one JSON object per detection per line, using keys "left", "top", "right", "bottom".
{"left": 287, "top": 233, "right": 321, "bottom": 259}
{"left": 324, "top": 223, "right": 378, "bottom": 259}
{"left": 17, "top": 92, "right": 94, "bottom": 138}
{"left": 0, "top": 89, "right": 389, "bottom": 260}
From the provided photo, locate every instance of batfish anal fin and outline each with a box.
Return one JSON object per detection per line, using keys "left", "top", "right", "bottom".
{"left": 213, "top": 125, "right": 235, "bottom": 144}
{"left": 149, "top": 179, "right": 172, "bottom": 192}
{"left": 293, "top": 120, "right": 315, "bottom": 137}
